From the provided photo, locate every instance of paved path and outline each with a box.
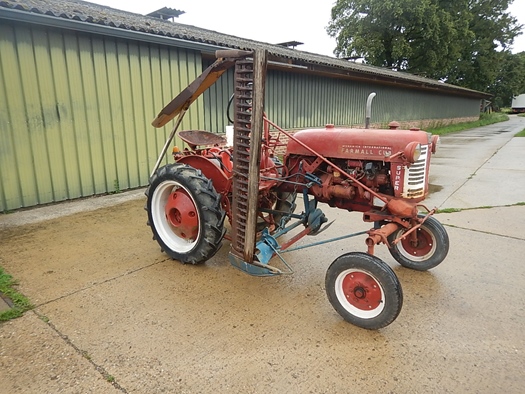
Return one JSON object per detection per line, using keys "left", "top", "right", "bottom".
{"left": 426, "top": 115, "right": 525, "bottom": 208}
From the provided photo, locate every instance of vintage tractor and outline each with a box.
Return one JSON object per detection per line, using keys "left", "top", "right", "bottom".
{"left": 146, "top": 50, "right": 449, "bottom": 329}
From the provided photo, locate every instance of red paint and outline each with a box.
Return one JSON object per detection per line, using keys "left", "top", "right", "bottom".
{"left": 400, "top": 227, "right": 434, "bottom": 257}
{"left": 165, "top": 189, "right": 199, "bottom": 241}
{"left": 342, "top": 271, "right": 382, "bottom": 311}
{"left": 286, "top": 127, "right": 429, "bottom": 161}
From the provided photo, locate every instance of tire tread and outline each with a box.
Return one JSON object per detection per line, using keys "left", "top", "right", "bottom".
{"left": 146, "top": 164, "right": 226, "bottom": 264}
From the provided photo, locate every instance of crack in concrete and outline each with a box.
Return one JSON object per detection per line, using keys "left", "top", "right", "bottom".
{"left": 34, "top": 258, "right": 170, "bottom": 309}
{"left": 442, "top": 223, "right": 525, "bottom": 241}
{"left": 25, "top": 257, "right": 172, "bottom": 392}
{"left": 30, "top": 309, "right": 129, "bottom": 393}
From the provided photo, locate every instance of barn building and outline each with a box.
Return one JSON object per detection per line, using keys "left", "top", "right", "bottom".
{"left": 0, "top": 0, "right": 490, "bottom": 211}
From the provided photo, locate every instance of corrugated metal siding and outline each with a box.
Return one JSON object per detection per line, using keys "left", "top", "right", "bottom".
{"left": 266, "top": 70, "right": 480, "bottom": 129}
{"left": 368, "top": 85, "right": 480, "bottom": 124}
{"left": 0, "top": 21, "right": 203, "bottom": 211}
{"left": 203, "top": 67, "right": 480, "bottom": 132}
{"left": 202, "top": 64, "right": 234, "bottom": 133}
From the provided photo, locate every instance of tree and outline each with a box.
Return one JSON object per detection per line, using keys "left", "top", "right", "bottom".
{"left": 327, "top": 0, "right": 471, "bottom": 79}
{"left": 445, "top": 0, "right": 522, "bottom": 92}
{"left": 327, "top": 0, "right": 523, "bottom": 96}
{"left": 487, "top": 51, "right": 525, "bottom": 108}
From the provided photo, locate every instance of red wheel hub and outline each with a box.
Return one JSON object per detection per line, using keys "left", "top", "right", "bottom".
{"left": 164, "top": 190, "right": 198, "bottom": 241}
{"left": 400, "top": 228, "right": 433, "bottom": 256}
{"left": 342, "top": 271, "right": 382, "bottom": 311}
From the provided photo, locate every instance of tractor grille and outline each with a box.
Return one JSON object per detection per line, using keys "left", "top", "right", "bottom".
{"left": 404, "top": 144, "right": 429, "bottom": 198}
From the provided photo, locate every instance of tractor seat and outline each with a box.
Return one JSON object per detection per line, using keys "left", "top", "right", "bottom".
{"left": 178, "top": 130, "right": 226, "bottom": 148}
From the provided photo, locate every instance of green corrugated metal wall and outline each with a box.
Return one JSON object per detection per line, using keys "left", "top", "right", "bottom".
{"left": 0, "top": 21, "right": 203, "bottom": 211}
{"left": 204, "top": 67, "right": 481, "bottom": 132}
{"left": 202, "top": 62, "right": 235, "bottom": 134}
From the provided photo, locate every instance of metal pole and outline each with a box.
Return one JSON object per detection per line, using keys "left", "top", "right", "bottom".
{"left": 149, "top": 109, "right": 187, "bottom": 179}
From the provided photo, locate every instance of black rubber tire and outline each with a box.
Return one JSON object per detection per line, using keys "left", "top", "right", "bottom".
{"left": 273, "top": 192, "right": 297, "bottom": 228}
{"left": 387, "top": 216, "right": 449, "bottom": 271}
{"left": 146, "top": 164, "right": 226, "bottom": 264}
{"left": 325, "top": 252, "right": 403, "bottom": 330}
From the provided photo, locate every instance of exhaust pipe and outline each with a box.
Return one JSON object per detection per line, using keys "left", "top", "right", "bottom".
{"left": 365, "top": 92, "right": 376, "bottom": 129}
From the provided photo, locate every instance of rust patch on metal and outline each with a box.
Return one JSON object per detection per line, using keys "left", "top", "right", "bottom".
{"left": 178, "top": 130, "right": 226, "bottom": 148}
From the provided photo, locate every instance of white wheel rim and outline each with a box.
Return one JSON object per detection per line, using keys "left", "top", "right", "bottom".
{"left": 151, "top": 180, "right": 200, "bottom": 253}
{"left": 334, "top": 268, "right": 385, "bottom": 319}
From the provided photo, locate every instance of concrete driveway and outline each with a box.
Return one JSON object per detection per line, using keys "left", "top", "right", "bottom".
{"left": 1, "top": 117, "right": 524, "bottom": 393}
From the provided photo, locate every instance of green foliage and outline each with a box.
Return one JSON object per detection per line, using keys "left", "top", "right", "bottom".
{"left": 328, "top": 0, "right": 523, "bottom": 105}
{"left": 0, "top": 267, "right": 32, "bottom": 321}
{"left": 112, "top": 179, "right": 121, "bottom": 194}
{"left": 485, "top": 52, "right": 525, "bottom": 108}
{"left": 436, "top": 208, "right": 463, "bottom": 213}
{"left": 328, "top": 0, "right": 471, "bottom": 78}
{"left": 515, "top": 128, "right": 525, "bottom": 137}
{"left": 437, "top": 202, "right": 525, "bottom": 212}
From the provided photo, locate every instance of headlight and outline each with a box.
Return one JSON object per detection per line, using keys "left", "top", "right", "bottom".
{"left": 404, "top": 142, "right": 421, "bottom": 163}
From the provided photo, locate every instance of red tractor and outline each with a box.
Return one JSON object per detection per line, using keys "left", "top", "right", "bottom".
{"left": 146, "top": 50, "right": 449, "bottom": 329}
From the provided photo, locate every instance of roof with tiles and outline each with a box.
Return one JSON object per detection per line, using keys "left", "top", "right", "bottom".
{"left": 0, "top": 0, "right": 488, "bottom": 97}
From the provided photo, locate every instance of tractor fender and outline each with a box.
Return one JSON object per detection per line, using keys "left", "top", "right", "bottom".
{"left": 176, "top": 156, "right": 231, "bottom": 194}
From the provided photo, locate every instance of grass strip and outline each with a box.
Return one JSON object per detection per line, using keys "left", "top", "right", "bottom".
{"left": 0, "top": 267, "right": 32, "bottom": 321}
{"left": 427, "top": 113, "right": 509, "bottom": 136}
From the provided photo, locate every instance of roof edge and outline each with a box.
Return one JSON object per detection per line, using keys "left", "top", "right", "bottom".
{"left": 0, "top": 7, "right": 224, "bottom": 53}
{"left": 0, "top": 2, "right": 491, "bottom": 99}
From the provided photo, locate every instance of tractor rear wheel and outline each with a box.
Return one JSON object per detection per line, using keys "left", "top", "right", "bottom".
{"left": 387, "top": 216, "right": 449, "bottom": 271}
{"left": 146, "top": 164, "right": 226, "bottom": 264}
{"left": 325, "top": 252, "right": 403, "bottom": 330}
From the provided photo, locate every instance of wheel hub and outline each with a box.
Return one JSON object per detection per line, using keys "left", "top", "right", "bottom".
{"left": 353, "top": 287, "right": 366, "bottom": 299}
{"left": 401, "top": 228, "right": 433, "bottom": 256}
{"left": 342, "top": 272, "right": 382, "bottom": 311}
{"left": 165, "top": 190, "right": 198, "bottom": 241}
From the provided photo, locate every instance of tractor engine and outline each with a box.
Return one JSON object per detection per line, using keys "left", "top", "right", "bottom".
{"left": 282, "top": 124, "right": 439, "bottom": 213}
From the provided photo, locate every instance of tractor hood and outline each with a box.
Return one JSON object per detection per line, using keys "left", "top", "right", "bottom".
{"left": 286, "top": 125, "right": 431, "bottom": 161}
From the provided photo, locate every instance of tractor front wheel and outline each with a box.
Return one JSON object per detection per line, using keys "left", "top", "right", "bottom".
{"left": 325, "top": 252, "right": 403, "bottom": 330}
{"left": 146, "top": 164, "right": 226, "bottom": 264}
{"left": 387, "top": 216, "right": 449, "bottom": 271}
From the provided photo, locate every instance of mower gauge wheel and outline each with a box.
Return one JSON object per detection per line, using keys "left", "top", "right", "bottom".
{"left": 387, "top": 215, "right": 449, "bottom": 271}
{"left": 325, "top": 252, "right": 403, "bottom": 330}
{"left": 146, "top": 164, "right": 226, "bottom": 264}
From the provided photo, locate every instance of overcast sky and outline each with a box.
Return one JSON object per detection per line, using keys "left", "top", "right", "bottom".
{"left": 91, "top": 0, "right": 525, "bottom": 57}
